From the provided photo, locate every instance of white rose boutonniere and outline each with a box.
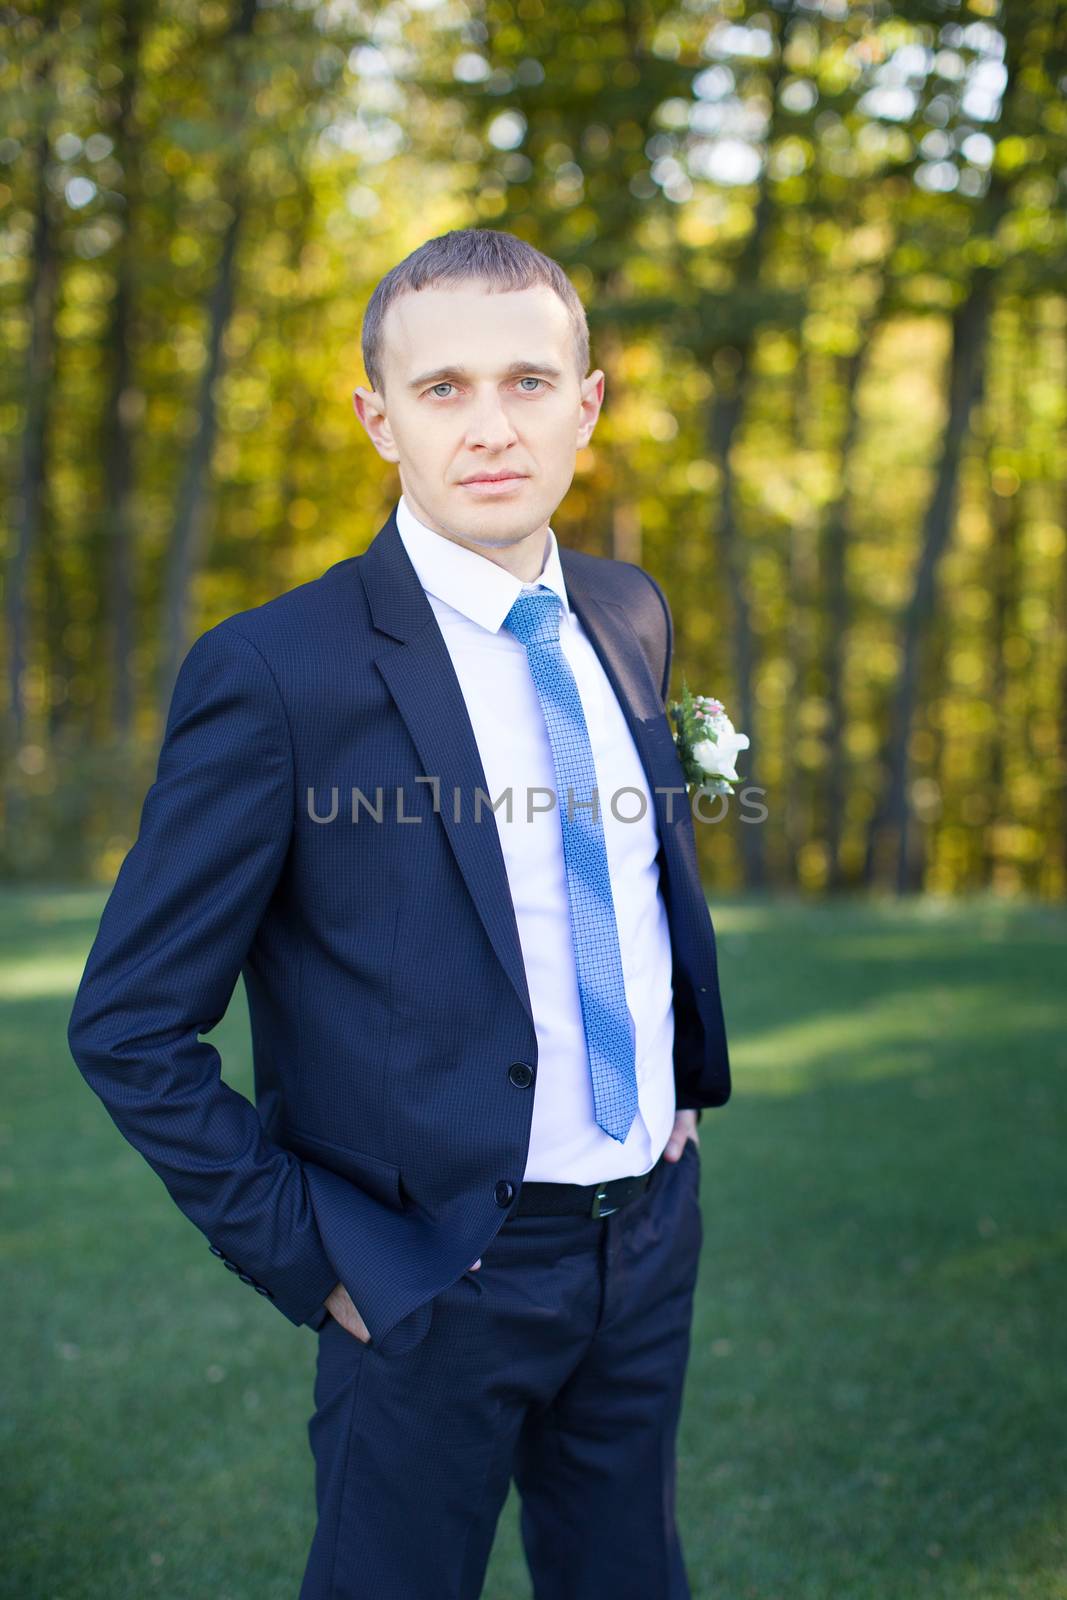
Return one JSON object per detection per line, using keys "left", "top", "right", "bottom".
{"left": 668, "top": 675, "right": 750, "bottom": 798}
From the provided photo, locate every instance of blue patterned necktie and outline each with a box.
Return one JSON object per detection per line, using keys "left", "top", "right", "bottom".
{"left": 502, "top": 586, "right": 638, "bottom": 1144}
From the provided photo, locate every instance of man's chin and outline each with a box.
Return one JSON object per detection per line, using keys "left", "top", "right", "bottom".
{"left": 451, "top": 521, "right": 545, "bottom": 551}
{"left": 441, "top": 501, "right": 549, "bottom": 543}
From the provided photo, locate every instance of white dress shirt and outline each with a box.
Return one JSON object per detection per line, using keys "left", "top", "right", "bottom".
{"left": 395, "top": 493, "right": 676, "bottom": 1182}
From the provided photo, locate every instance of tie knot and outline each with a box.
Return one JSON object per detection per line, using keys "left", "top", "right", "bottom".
{"left": 502, "top": 587, "right": 563, "bottom": 649}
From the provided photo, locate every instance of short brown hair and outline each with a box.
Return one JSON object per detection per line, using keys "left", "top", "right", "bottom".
{"left": 361, "top": 227, "right": 590, "bottom": 396}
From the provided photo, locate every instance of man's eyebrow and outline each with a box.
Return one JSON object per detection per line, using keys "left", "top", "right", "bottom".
{"left": 406, "top": 360, "right": 564, "bottom": 392}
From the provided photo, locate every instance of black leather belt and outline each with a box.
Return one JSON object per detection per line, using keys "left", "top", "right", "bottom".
{"left": 513, "top": 1150, "right": 668, "bottom": 1218}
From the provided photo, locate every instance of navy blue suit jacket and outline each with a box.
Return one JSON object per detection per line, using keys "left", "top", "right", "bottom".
{"left": 67, "top": 502, "right": 730, "bottom": 1352}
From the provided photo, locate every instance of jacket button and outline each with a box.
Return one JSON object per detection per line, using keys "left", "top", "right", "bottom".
{"left": 698, "top": 986, "right": 707, "bottom": 994}
{"left": 508, "top": 1061, "right": 533, "bottom": 1088}
{"left": 254, "top": 1284, "right": 273, "bottom": 1297}
{"left": 224, "top": 1259, "right": 239, "bottom": 1273}
{"left": 238, "top": 1271, "right": 255, "bottom": 1285}
{"left": 208, "top": 1244, "right": 224, "bottom": 1258}
{"left": 495, "top": 1179, "right": 515, "bottom": 1207}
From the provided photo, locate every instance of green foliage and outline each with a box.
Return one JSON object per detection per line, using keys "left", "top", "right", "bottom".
{"left": 669, "top": 674, "right": 706, "bottom": 787}
{"left": 2, "top": 0, "right": 1066, "bottom": 897}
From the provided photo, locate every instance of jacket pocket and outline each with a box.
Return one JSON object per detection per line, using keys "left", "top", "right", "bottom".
{"left": 284, "top": 1125, "right": 404, "bottom": 1212}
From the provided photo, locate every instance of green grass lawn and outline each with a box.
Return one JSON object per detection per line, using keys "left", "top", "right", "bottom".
{"left": 2, "top": 890, "right": 1065, "bottom": 1599}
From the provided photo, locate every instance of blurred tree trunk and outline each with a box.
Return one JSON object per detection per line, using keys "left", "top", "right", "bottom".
{"left": 606, "top": 0, "right": 644, "bottom": 570}
{"left": 41, "top": 530, "right": 73, "bottom": 741}
{"left": 599, "top": 320, "right": 642, "bottom": 566}
{"left": 100, "top": 0, "right": 145, "bottom": 743}
{"left": 864, "top": 275, "right": 1000, "bottom": 892}
{"left": 983, "top": 310, "right": 1022, "bottom": 885}
{"left": 822, "top": 283, "right": 889, "bottom": 889}
{"left": 701, "top": 0, "right": 799, "bottom": 891}
{"left": 7, "top": 3, "right": 59, "bottom": 755}
{"left": 270, "top": 168, "right": 317, "bottom": 584}
{"left": 865, "top": 20, "right": 1025, "bottom": 893}
{"left": 705, "top": 362, "right": 762, "bottom": 874}
{"left": 159, "top": 0, "right": 257, "bottom": 713}
{"left": 5, "top": 2, "right": 60, "bottom": 873}
{"left": 780, "top": 331, "right": 812, "bottom": 890}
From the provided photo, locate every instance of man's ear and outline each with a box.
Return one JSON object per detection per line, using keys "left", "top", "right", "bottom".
{"left": 576, "top": 369, "right": 605, "bottom": 450}
{"left": 353, "top": 385, "right": 399, "bottom": 463}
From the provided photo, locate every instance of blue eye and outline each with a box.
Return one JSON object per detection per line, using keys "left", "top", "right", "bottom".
{"left": 425, "top": 377, "right": 546, "bottom": 398}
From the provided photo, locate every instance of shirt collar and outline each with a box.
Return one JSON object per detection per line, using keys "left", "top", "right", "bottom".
{"left": 395, "top": 492, "right": 572, "bottom": 634}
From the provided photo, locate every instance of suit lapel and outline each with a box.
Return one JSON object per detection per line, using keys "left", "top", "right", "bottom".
{"left": 358, "top": 506, "right": 693, "bottom": 1030}
{"left": 557, "top": 560, "right": 693, "bottom": 883}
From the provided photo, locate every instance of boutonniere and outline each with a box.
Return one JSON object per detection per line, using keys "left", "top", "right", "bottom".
{"left": 668, "top": 676, "right": 750, "bottom": 797}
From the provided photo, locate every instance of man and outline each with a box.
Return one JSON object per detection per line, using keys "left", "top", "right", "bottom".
{"left": 67, "top": 227, "right": 731, "bottom": 1599}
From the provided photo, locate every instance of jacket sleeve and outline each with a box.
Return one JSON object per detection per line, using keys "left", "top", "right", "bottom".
{"left": 66, "top": 622, "right": 340, "bottom": 1327}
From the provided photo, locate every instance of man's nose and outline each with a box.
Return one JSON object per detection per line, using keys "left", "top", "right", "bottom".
{"left": 465, "top": 394, "right": 518, "bottom": 450}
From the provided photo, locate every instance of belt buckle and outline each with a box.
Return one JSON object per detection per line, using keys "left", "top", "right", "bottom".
{"left": 591, "top": 1184, "right": 618, "bottom": 1218}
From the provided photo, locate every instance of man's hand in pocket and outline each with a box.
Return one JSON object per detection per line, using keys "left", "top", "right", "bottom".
{"left": 324, "top": 1259, "right": 482, "bottom": 1343}
{"left": 324, "top": 1281, "right": 372, "bottom": 1343}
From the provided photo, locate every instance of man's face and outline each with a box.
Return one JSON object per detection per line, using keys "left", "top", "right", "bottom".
{"left": 353, "top": 282, "right": 604, "bottom": 559}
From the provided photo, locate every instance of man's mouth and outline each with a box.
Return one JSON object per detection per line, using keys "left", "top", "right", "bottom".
{"left": 459, "top": 473, "right": 529, "bottom": 494}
